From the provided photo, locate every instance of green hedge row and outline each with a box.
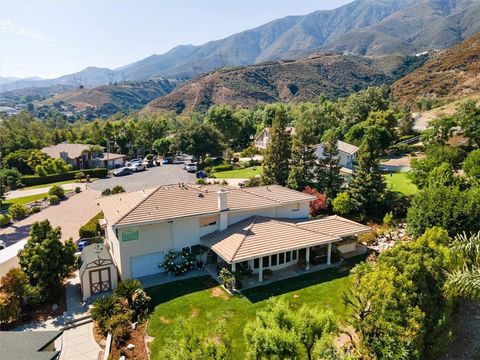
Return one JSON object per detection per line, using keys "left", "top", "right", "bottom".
{"left": 21, "top": 168, "right": 108, "bottom": 187}
{"left": 79, "top": 211, "right": 104, "bottom": 238}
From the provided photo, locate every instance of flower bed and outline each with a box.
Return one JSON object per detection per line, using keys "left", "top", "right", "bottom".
{"left": 161, "top": 250, "right": 195, "bottom": 276}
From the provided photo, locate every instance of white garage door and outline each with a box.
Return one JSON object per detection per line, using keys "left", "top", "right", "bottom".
{"left": 130, "top": 252, "right": 164, "bottom": 278}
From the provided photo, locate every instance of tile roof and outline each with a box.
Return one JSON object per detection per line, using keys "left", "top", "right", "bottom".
{"left": 296, "top": 215, "right": 371, "bottom": 238}
{"left": 0, "top": 330, "right": 63, "bottom": 360}
{"left": 98, "top": 184, "right": 316, "bottom": 227}
{"left": 41, "top": 143, "right": 92, "bottom": 159}
{"left": 201, "top": 216, "right": 340, "bottom": 262}
{"left": 337, "top": 140, "right": 359, "bottom": 155}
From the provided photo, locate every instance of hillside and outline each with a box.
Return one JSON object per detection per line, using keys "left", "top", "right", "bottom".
{"left": 3, "top": 0, "right": 479, "bottom": 93}
{"left": 143, "top": 53, "right": 388, "bottom": 113}
{"left": 392, "top": 32, "right": 480, "bottom": 106}
{"left": 35, "top": 80, "right": 178, "bottom": 117}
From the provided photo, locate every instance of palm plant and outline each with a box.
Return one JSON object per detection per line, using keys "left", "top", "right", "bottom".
{"left": 445, "top": 231, "right": 480, "bottom": 300}
{"left": 90, "top": 295, "right": 119, "bottom": 331}
{"left": 114, "top": 279, "right": 142, "bottom": 308}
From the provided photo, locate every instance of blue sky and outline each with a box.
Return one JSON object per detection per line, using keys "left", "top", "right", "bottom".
{"left": 0, "top": 0, "right": 352, "bottom": 79}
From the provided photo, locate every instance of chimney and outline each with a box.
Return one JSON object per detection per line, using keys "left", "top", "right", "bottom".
{"left": 217, "top": 190, "right": 229, "bottom": 231}
{"left": 217, "top": 189, "right": 228, "bottom": 211}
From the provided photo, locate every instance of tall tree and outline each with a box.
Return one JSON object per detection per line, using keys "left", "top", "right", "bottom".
{"left": 173, "top": 122, "right": 223, "bottom": 163}
{"left": 315, "top": 129, "right": 343, "bottom": 199}
{"left": 287, "top": 117, "right": 317, "bottom": 191}
{"left": 456, "top": 100, "right": 480, "bottom": 148}
{"left": 206, "top": 105, "right": 241, "bottom": 147}
{"left": 261, "top": 107, "right": 291, "bottom": 186}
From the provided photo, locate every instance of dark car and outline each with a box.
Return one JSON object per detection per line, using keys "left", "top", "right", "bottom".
{"left": 113, "top": 167, "right": 132, "bottom": 176}
{"left": 162, "top": 158, "right": 173, "bottom": 164}
{"left": 196, "top": 171, "right": 208, "bottom": 179}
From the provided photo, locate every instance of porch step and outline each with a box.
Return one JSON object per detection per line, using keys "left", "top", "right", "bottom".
{"left": 63, "top": 317, "right": 93, "bottom": 330}
{"left": 65, "top": 314, "right": 92, "bottom": 325}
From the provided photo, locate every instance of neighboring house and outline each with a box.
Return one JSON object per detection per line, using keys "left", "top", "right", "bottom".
{"left": 41, "top": 143, "right": 125, "bottom": 170}
{"left": 0, "top": 239, "right": 27, "bottom": 280}
{"left": 0, "top": 330, "right": 63, "bottom": 360}
{"left": 315, "top": 140, "right": 359, "bottom": 170}
{"left": 98, "top": 184, "right": 369, "bottom": 283}
{"left": 254, "top": 127, "right": 296, "bottom": 149}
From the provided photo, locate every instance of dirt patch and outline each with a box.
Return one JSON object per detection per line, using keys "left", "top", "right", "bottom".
{"left": 211, "top": 286, "right": 229, "bottom": 300}
{"left": 159, "top": 316, "right": 171, "bottom": 324}
{"left": 93, "top": 322, "right": 106, "bottom": 347}
{"left": 190, "top": 306, "right": 199, "bottom": 318}
{"left": 109, "top": 323, "right": 149, "bottom": 360}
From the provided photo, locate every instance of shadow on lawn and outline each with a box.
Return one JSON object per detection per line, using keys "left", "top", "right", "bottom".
{"left": 242, "top": 253, "right": 369, "bottom": 304}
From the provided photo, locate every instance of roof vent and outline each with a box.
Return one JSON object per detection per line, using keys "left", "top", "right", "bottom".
{"left": 197, "top": 193, "right": 204, "bottom": 198}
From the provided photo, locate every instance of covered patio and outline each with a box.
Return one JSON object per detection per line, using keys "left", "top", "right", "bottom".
{"left": 201, "top": 215, "right": 370, "bottom": 286}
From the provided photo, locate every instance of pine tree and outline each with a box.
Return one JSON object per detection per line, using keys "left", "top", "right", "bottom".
{"left": 315, "top": 129, "right": 343, "bottom": 199}
{"left": 287, "top": 117, "right": 317, "bottom": 191}
{"left": 261, "top": 107, "right": 291, "bottom": 186}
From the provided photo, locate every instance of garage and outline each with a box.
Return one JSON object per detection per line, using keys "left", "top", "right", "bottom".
{"left": 80, "top": 243, "right": 117, "bottom": 301}
{"left": 131, "top": 252, "right": 164, "bottom": 278}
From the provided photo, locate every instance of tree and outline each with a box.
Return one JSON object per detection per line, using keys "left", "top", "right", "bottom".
{"left": 303, "top": 186, "right": 328, "bottom": 217}
{"left": 445, "top": 231, "right": 480, "bottom": 300}
{"left": 262, "top": 107, "right": 291, "bottom": 186}
{"left": 0, "top": 268, "right": 29, "bottom": 321}
{"left": 456, "top": 100, "right": 480, "bottom": 147}
{"left": 18, "top": 220, "right": 76, "bottom": 299}
{"left": 48, "top": 185, "right": 65, "bottom": 199}
{"left": 114, "top": 279, "right": 142, "bottom": 308}
{"left": 422, "top": 115, "right": 456, "bottom": 145}
{"left": 173, "top": 122, "right": 223, "bottom": 163}
{"left": 206, "top": 105, "right": 241, "bottom": 146}
{"left": 332, "top": 192, "right": 354, "bottom": 216}
{"left": 2, "top": 149, "right": 49, "bottom": 175}
{"left": 153, "top": 137, "right": 172, "bottom": 157}
{"left": 35, "top": 158, "right": 72, "bottom": 176}
{"left": 287, "top": 117, "right": 317, "bottom": 191}
{"left": 315, "top": 129, "right": 343, "bottom": 199}
{"left": 463, "top": 149, "right": 480, "bottom": 179}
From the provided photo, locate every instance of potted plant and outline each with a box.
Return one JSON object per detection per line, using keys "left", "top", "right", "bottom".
{"left": 218, "top": 268, "right": 235, "bottom": 291}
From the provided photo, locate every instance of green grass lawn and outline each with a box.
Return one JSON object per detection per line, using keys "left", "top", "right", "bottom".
{"left": 146, "top": 255, "right": 366, "bottom": 359}
{"left": 1, "top": 193, "right": 48, "bottom": 211}
{"left": 212, "top": 166, "right": 263, "bottom": 179}
{"left": 383, "top": 172, "right": 418, "bottom": 196}
{"left": 20, "top": 178, "right": 98, "bottom": 191}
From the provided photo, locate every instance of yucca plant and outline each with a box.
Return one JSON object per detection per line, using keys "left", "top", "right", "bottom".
{"left": 114, "top": 279, "right": 142, "bottom": 308}
{"left": 90, "top": 295, "right": 119, "bottom": 332}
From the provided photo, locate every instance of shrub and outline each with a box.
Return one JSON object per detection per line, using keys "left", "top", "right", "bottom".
{"left": 8, "top": 204, "right": 29, "bottom": 220}
{"left": 91, "top": 295, "right": 121, "bottom": 332}
{"left": 218, "top": 268, "right": 235, "bottom": 290}
{"left": 48, "top": 185, "right": 65, "bottom": 199}
{"left": 244, "top": 176, "right": 261, "bottom": 187}
{"left": 196, "top": 179, "right": 207, "bottom": 185}
{"left": 21, "top": 168, "right": 108, "bottom": 187}
{"left": 220, "top": 179, "right": 228, "bottom": 185}
{"left": 213, "top": 164, "right": 233, "bottom": 173}
{"left": 101, "top": 188, "right": 111, "bottom": 196}
{"left": 75, "top": 187, "right": 81, "bottom": 193}
{"left": 48, "top": 195, "right": 60, "bottom": 205}
{"left": 79, "top": 211, "right": 103, "bottom": 238}
{"left": 111, "top": 185, "right": 126, "bottom": 194}
{"left": 203, "top": 167, "right": 212, "bottom": 174}
{"left": 108, "top": 312, "right": 131, "bottom": 346}
{"left": 74, "top": 172, "right": 85, "bottom": 182}
{"left": 31, "top": 206, "right": 41, "bottom": 214}
{"left": 0, "top": 214, "right": 11, "bottom": 226}
{"left": 161, "top": 250, "right": 195, "bottom": 276}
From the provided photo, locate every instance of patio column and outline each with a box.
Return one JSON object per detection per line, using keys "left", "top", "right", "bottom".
{"left": 327, "top": 243, "right": 332, "bottom": 265}
{"left": 305, "top": 247, "right": 310, "bottom": 270}
{"left": 258, "top": 258, "right": 263, "bottom": 282}
{"left": 231, "top": 262, "right": 236, "bottom": 273}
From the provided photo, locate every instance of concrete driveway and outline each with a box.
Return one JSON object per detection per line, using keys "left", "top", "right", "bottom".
{"left": 88, "top": 163, "right": 196, "bottom": 192}
{"left": 0, "top": 189, "right": 101, "bottom": 246}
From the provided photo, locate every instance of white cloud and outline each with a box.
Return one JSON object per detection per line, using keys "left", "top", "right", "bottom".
{"left": 0, "top": 19, "right": 46, "bottom": 40}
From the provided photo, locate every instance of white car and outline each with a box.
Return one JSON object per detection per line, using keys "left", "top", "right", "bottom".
{"left": 128, "top": 163, "right": 146, "bottom": 172}
{"left": 185, "top": 163, "right": 198, "bottom": 173}
{"left": 125, "top": 158, "right": 142, "bottom": 167}
{"left": 0, "top": 240, "right": 5, "bottom": 250}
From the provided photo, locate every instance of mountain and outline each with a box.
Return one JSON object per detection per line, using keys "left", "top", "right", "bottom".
{"left": 142, "top": 53, "right": 389, "bottom": 113}
{"left": 3, "top": 0, "right": 479, "bottom": 94}
{"left": 391, "top": 32, "right": 480, "bottom": 105}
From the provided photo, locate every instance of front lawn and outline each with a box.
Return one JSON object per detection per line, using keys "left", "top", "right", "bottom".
{"left": 1, "top": 193, "right": 48, "bottom": 211}
{"left": 213, "top": 166, "right": 263, "bottom": 179}
{"left": 383, "top": 172, "right": 418, "bottom": 196}
{"left": 147, "top": 256, "right": 365, "bottom": 359}
{"left": 19, "top": 178, "right": 98, "bottom": 190}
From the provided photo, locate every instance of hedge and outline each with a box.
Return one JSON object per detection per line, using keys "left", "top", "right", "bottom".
{"left": 212, "top": 164, "right": 234, "bottom": 173}
{"left": 21, "top": 168, "right": 108, "bottom": 187}
{"left": 79, "top": 211, "right": 104, "bottom": 238}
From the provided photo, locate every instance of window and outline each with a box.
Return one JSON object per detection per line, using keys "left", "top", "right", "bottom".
{"left": 279, "top": 253, "right": 285, "bottom": 264}
{"left": 271, "top": 254, "right": 278, "bottom": 266}
{"left": 286, "top": 251, "right": 291, "bottom": 262}
{"left": 263, "top": 256, "right": 269, "bottom": 268}
{"left": 292, "top": 203, "right": 300, "bottom": 212}
{"left": 122, "top": 229, "right": 139, "bottom": 242}
{"left": 292, "top": 250, "right": 297, "bottom": 260}
{"left": 254, "top": 258, "right": 259, "bottom": 269}
{"left": 199, "top": 215, "right": 218, "bottom": 227}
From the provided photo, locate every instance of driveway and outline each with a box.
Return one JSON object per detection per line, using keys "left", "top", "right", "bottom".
{"left": 0, "top": 189, "right": 101, "bottom": 246}
{"left": 88, "top": 164, "right": 196, "bottom": 192}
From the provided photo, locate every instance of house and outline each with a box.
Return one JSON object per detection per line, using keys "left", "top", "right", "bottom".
{"left": 0, "top": 239, "right": 27, "bottom": 280}
{"left": 98, "top": 184, "right": 369, "bottom": 283}
{"left": 79, "top": 243, "right": 117, "bottom": 301}
{"left": 315, "top": 140, "right": 359, "bottom": 170}
{"left": 254, "top": 127, "right": 296, "bottom": 149}
{"left": 41, "top": 143, "right": 125, "bottom": 170}
{"left": 0, "top": 330, "right": 63, "bottom": 360}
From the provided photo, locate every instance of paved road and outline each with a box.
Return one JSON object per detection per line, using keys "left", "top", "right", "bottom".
{"left": 0, "top": 189, "right": 101, "bottom": 246}
{"left": 88, "top": 163, "right": 196, "bottom": 192}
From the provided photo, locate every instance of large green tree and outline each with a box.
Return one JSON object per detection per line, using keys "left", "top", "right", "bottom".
{"left": 456, "top": 100, "right": 480, "bottom": 147}
{"left": 173, "top": 122, "right": 223, "bottom": 163}
{"left": 18, "top": 220, "right": 76, "bottom": 300}
{"left": 463, "top": 149, "right": 480, "bottom": 180}
{"left": 206, "top": 105, "right": 241, "bottom": 147}
{"left": 315, "top": 129, "right": 343, "bottom": 200}
{"left": 262, "top": 107, "right": 291, "bottom": 186}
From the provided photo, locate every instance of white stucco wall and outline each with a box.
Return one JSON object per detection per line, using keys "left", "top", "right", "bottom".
{"left": 316, "top": 145, "right": 355, "bottom": 169}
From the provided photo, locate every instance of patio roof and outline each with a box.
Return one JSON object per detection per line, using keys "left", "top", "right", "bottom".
{"left": 295, "top": 215, "right": 371, "bottom": 238}
{"left": 201, "top": 216, "right": 342, "bottom": 263}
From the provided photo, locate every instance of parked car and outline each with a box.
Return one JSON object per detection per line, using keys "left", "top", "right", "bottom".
{"left": 0, "top": 240, "right": 5, "bottom": 250}
{"left": 128, "top": 163, "right": 146, "bottom": 172}
{"left": 185, "top": 163, "right": 198, "bottom": 173}
{"left": 125, "top": 158, "right": 142, "bottom": 167}
{"left": 196, "top": 171, "right": 208, "bottom": 179}
{"left": 113, "top": 167, "right": 132, "bottom": 176}
{"left": 162, "top": 157, "right": 173, "bottom": 164}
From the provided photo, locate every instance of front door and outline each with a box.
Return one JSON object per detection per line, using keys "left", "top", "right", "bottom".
{"left": 89, "top": 267, "right": 112, "bottom": 295}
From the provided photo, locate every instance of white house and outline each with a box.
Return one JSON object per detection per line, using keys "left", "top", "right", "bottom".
{"left": 0, "top": 240, "right": 27, "bottom": 281}
{"left": 315, "top": 140, "right": 359, "bottom": 170}
{"left": 98, "top": 184, "right": 369, "bottom": 283}
{"left": 254, "top": 127, "right": 296, "bottom": 149}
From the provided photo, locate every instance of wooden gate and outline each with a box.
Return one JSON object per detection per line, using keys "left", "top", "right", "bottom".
{"left": 89, "top": 267, "right": 112, "bottom": 295}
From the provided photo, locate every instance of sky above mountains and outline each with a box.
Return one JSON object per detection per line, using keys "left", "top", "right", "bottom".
{"left": 0, "top": 0, "right": 352, "bottom": 79}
